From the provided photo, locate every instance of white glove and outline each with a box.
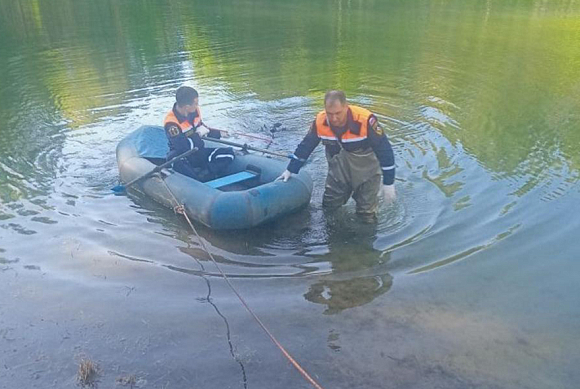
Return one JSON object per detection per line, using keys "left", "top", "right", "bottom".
{"left": 381, "top": 184, "right": 396, "bottom": 205}
{"left": 276, "top": 170, "right": 293, "bottom": 182}
{"left": 196, "top": 126, "right": 210, "bottom": 137}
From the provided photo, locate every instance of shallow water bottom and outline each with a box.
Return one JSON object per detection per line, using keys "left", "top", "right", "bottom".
{"left": 2, "top": 242, "right": 577, "bottom": 389}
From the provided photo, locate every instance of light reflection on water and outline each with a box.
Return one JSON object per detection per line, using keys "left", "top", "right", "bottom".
{"left": 1, "top": 0, "right": 580, "bottom": 387}
{"left": 0, "top": 49, "right": 575, "bottom": 288}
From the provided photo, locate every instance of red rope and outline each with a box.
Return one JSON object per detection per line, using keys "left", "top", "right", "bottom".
{"left": 163, "top": 182, "right": 325, "bottom": 389}
{"left": 203, "top": 124, "right": 275, "bottom": 144}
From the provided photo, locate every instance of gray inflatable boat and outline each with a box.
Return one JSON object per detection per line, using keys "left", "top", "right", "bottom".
{"left": 116, "top": 126, "right": 313, "bottom": 229}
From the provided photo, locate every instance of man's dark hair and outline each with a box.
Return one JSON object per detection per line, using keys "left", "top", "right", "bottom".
{"left": 324, "top": 90, "right": 347, "bottom": 106}
{"left": 176, "top": 86, "right": 198, "bottom": 107}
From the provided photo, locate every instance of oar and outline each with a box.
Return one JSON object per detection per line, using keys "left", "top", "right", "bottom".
{"left": 111, "top": 147, "right": 198, "bottom": 193}
{"left": 201, "top": 136, "right": 291, "bottom": 159}
{"left": 202, "top": 124, "right": 274, "bottom": 143}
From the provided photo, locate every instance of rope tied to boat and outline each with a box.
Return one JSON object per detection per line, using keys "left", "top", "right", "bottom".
{"left": 158, "top": 175, "right": 325, "bottom": 389}
{"left": 173, "top": 204, "right": 185, "bottom": 215}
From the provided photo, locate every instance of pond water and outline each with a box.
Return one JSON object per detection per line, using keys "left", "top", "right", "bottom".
{"left": 1, "top": 1, "right": 579, "bottom": 388}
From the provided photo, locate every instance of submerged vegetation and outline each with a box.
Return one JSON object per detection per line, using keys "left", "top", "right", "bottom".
{"left": 77, "top": 358, "right": 99, "bottom": 388}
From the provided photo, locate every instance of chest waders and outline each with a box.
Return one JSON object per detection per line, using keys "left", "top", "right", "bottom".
{"left": 323, "top": 143, "right": 382, "bottom": 216}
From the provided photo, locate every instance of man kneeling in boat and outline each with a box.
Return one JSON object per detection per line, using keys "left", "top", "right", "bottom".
{"left": 164, "top": 86, "right": 234, "bottom": 181}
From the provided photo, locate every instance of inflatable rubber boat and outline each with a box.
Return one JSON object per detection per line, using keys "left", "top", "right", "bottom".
{"left": 116, "top": 126, "right": 313, "bottom": 229}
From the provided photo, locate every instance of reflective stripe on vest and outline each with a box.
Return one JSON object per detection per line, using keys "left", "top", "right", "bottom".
{"left": 315, "top": 105, "right": 372, "bottom": 144}
{"left": 163, "top": 107, "right": 202, "bottom": 134}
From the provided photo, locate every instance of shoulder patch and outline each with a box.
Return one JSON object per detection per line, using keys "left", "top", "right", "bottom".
{"left": 369, "top": 115, "right": 382, "bottom": 135}
{"left": 168, "top": 125, "right": 181, "bottom": 137}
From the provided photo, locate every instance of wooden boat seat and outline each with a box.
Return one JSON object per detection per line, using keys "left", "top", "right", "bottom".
{"left": 205, "top": 170, "right": 259, "bottom": 189}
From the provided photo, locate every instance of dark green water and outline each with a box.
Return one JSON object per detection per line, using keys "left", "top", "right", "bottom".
{"left": 1, "top": 1, "right": 579, "bottom": 388}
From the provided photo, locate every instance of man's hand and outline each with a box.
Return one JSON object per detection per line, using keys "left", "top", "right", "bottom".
{"left": 196, "top": 126, "right": 210, "bottom": 137}
{"left": 202, "top": 123, "right": 229, "bottom": 138}
{"left": 276, "top": 170, "right": 292, "bottom": 182}
{"left": 381, "top": 184, "right": 396, "bottom": 204}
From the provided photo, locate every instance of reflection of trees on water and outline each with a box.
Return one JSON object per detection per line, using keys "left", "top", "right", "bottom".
{"left": 1, "top": 0, "right": 579, "bottom": 184}
{"left": 1, "top": 0, "right": 579, "bottom": 208}
{"left": 303, "top": 211, "right": 393, "bottom": 314}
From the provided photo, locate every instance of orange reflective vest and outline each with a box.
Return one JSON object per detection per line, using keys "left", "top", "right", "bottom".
{"left": 315, "top": 105, "right": 372, "bottom": 145}
{"left": 163, "top": 106, "right": 202, "bottom": 135}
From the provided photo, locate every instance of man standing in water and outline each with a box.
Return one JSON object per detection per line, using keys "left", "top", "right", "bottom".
{"left": 277, "top": 90, "right": 396, "bottom": 221}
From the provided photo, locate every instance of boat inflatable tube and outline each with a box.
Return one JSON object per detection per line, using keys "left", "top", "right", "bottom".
{"left": 116, "top": 126, "right": 313, "bottom": 229}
